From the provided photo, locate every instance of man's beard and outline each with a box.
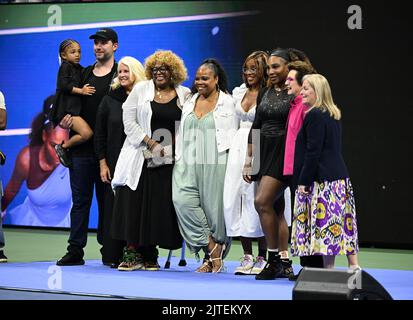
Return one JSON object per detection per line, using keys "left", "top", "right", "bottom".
{"left": 95, "top": 51, "right": 111, "bottom": 63}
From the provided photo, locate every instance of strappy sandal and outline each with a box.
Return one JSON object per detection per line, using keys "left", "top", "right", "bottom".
{"left": 195, "top": 259, "right": 212, "bottom": 273}
{"left": 209, "top": 243, "right": 226, "bottom": 273}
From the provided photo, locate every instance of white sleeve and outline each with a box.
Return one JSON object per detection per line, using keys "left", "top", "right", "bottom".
{"left": 0, "top": 91, "right": 5, "bottom": 110}
{"left": 122, "top": 85, "right": 146, "bottom": 148}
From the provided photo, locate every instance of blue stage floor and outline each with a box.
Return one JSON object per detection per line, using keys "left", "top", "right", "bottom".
{"left": 1, "top": 257, "right": 412, "bottom": 300}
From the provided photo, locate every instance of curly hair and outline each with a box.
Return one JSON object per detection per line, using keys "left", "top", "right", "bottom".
{"left": 287, "top": 60, "right": 317, "bottom": 86}
{"left": 144, "top": 50, "right": 188, "bottom": 86}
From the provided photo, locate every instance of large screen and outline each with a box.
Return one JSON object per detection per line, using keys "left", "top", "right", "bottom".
{"left": 2, "top": 1, "right": 412, "bottom": 247}
{"left": 0, "top": 1, "right": 258, "bottom": 228}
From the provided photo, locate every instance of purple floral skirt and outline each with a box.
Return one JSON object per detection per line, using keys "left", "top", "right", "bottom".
{"left": 291, "top": 178, "right": 359, "bottom": 256}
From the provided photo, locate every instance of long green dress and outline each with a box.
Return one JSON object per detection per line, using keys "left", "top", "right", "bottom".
{"left": 172, "top": 111, "right": 230, "bottom": 258}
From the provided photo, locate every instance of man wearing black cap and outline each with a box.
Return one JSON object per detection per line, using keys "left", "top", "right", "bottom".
{"left": 57, "top": 28, "right": 118, "bottom": 266}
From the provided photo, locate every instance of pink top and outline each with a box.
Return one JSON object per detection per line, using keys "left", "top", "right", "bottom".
{"left": 283, "top": 95, "right": 307, "bottom": 175}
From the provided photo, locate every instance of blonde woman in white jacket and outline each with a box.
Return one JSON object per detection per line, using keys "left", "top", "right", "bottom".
{"left": 172, "top": 59, "right": 237, "bottom": 273}
{"left": 111, "top": 50, "right": 190, "bottom": 271}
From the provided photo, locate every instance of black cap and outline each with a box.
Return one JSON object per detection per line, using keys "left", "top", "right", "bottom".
{"left": 89, "top": 28, "right": 118, "bottom": 43}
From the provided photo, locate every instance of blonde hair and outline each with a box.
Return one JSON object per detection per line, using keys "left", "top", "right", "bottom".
{"left": 111, "top": 56, "right": 146, "bottom": 90}
{"left": 144, "top": 50, "right": 188, "bottom": 86}
{"left": 302, "top": 74, "right": 341, "bottom": 120}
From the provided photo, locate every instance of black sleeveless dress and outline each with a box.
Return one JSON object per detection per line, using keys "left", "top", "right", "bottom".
{"left": 111, "top": 96, "right": 183, "bottom": 250}
{"left": 250, "top": 87, "right": 292, "bottom": 182}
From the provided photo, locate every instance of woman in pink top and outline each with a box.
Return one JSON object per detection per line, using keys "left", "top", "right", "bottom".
{"left": 284, "top": 60, "right": 324, "bottom": 280}
{"left": 284, "top": 61, "right": 316, "bottom": 176}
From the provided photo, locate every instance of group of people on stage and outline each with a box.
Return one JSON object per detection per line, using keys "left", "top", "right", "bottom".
{"left": 1, "top": 26, "right": 361, "bottom": 280}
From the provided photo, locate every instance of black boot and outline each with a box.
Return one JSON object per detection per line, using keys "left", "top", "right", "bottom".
{"left": 255, "top": 255, "right": 283, "bottom": 280}
{"left": 56, "top": 251, "right": 84, "bottom": 266}
{"left": 280, "top": 258, "right": 294, "bottom": 278}
{"left": 289, "top": 268, "right": 302, "bottom": 281}
{"left": 0, "top": 250, "right": 8, "bottom": 263}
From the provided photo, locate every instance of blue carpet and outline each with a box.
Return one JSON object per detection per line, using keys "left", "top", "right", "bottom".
{"left": 0, "top": 257, "right": 412, "bottom": 300}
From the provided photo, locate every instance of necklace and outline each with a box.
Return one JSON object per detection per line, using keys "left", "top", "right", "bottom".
{"left": 156, "top": 88, "right": 173, "bottom": 100}
{"left": 274, "top": 85, "right": 285, "bottom": 96}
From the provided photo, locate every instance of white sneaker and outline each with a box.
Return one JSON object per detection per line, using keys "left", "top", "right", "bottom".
{"left": 234, "top": 254, "right": 254, "bottom": 275}
{"left": 251, "top": 256, "right": 267, "bottom": 275}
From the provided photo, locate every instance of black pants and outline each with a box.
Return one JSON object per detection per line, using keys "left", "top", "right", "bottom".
{"left": 139, "top": 245, "right": 159, "bottom": 263}
{"left": 101, "top": 183, "right": 125, "bottom": 263}
{"left": 67, "top": 157, "right": 104, "bottom": 258}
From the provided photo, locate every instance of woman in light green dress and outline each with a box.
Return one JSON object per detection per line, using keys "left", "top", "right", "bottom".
{"left": 173, "top": 59, "right": 237, "bottom": 273}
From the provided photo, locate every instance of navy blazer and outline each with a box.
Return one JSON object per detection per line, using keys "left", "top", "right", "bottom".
{"left": 293, "top": 107, "right": 349, "bottom": 187}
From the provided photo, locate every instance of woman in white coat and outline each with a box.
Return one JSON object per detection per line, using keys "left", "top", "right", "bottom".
{"left": 224, "top": 52, "right": 292, "bottom": 276}
{"left": 223, "top": 51, "right": 270, "bottom": 275}
{"left": 111, "top": 50, "right": 190, "bottom": 271}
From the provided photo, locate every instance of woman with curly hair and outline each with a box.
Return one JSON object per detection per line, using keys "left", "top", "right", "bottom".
{"left": 111, "top": 50, "right": 191, "bottom": 271}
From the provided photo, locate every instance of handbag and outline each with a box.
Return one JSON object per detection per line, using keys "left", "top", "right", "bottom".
{"left": 142, "top": 145, "right": 173, "bottom": 168}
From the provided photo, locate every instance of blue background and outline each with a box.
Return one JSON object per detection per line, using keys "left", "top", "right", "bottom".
{"left": 0, "top": 16, "right": 252, "bottom": 228}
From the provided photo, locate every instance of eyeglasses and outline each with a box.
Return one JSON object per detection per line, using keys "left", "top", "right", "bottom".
{"left": 242, "top": 67, "right": 257, "bottom": 74}
{"left": 152, "top": 66, "right": 169, "bottom": 74}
